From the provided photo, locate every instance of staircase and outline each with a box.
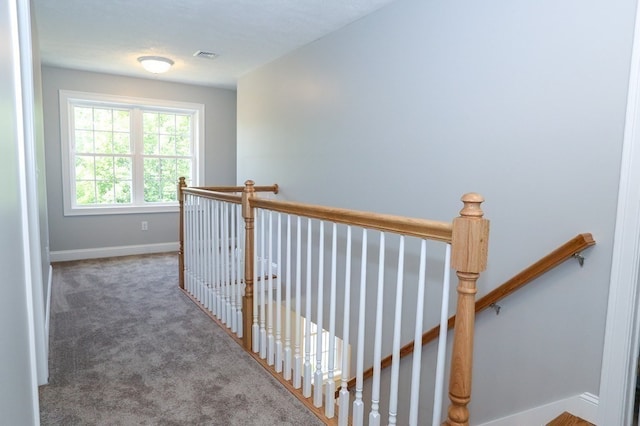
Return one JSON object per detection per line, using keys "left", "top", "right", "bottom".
{"left": 547, "top": 411, "right": 595, "bottom": 426}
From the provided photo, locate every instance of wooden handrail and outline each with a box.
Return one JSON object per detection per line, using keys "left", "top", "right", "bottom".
{"left": 250, "top": 197, "right": 453, "bottom": 242}
{"left": 192, "top": 184, "right": 279, "bottom": 193}
{"left": 183, "top": 184, "right": 278, "bottom": 204}
{"left": 339, "top": 232, "right": 596, "bottom": 396}
{"left": 182, "top": 187, "right": 242, "bottom": 204}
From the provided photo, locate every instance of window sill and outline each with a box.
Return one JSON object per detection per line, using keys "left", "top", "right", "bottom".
{"left": 63, "top": 204, "right": 180, "bottom": 216}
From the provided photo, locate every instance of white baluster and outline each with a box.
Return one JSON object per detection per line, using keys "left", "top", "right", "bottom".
{"left": 388, "top": 236, "right": 405, "bottom": 426}
{"left": 188, "top": 195, "right": 195, "bottom": 296}
{"left": 217, "top": 201, "right": 224, "bottom": 321}
{"left": 352, "top": 229, "right": 368, "bottom": 426}
{"left": 197, "top": 198, "right": 204, "bottom": 304}
{"left": 408, "top": 240, "right": 428, "bottom": 426}
{"left": 432, "top": 244, "right": 452, "bottom": 426}
{"left": 236, "top": 204, "right": 244, "bottom": 338}
{"left": 210, "top": 199, "right": 218, "bottom": 314}
{"left": 230, "top": 203, "right": 237, "bottom": 333}
{"left": 186, "top": 194, "right": 195, "bottom": 296}
{"left": 303, "top": 218, "right": 313, "bottom": 398}
{"left": 338, "top": 226, "right": 352, "bottom": 426}
{"left": 325, "top": 223, "right": 338, "bottom": 418}
{"left": 252, "top": 209, "right": 259, "bottom": 352}
{"left": 293, "top": 216, "right": 303, "bottom": 389}
{"left": 184, "top": 195, "right": 190, "bottom": 294}
{"left": 267, "top": 211, "right": 275, "bottom": 365}
{"left": 275, "top": 212, "right": 283, "bottom": 373}
{"left": 284, "top": 214, "right": 292, "bottom": 380}
{"left": 368, "top": 232, "right": 385, "bottom": 426}
{"left": 212, "top": 200, "right": 219, "bottom": 316}
{"left": 220, "top": 201, "right": 227, "bottom": 323}
{"left": 260, "top": 210, "right": 267, "bottom": 359}
{"left": 314, "top": 221, "right": 325, "bottom": 408}
{"left": 225, "top": 203, "right": 232, "bottom": 326}
{"left": 204, "top": 198, "right": 212, "bottom": 311}
{"left": 192, "top": 197, "right": 199, "bottom": 300}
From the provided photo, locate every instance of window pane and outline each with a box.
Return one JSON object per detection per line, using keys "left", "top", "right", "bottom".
{"left": 175, "top": 134, "right": 190, "bottom": 156}
{"left": 159, "top": 134, "right": 175, "bottom": 155}
{"left": 75, "top": 130, "right": 94, "bottom": 153}
{"left": 143, "top": 112, "right": 158, "bottom": 134}
{"left": 75, "top": 156, "right": 95, "bottom": 180}
{"left": 176, "top": 115, "right": 190, "bottom": 133}
{"left": 75, "top": 181, "right": 96, "bottom": 205}
{"left": 159, "top": 113, "right": 175, "bottom": 134}
{"left": 162, "top": 183, "right": 177, "bottom": 201}
{"left": 93, "top": 108, "right": 113, "bottom": 131}
{"left": 96, "top": 180, "right": 115, "bottom": 204}
{"left": 113, "top": 132, "right": 130, "bottom": 154}
{"left": 177, "top": 159, "right": 191, "bottom": 182}
{"left": 113, "top": 109, "right": 130, "bottom": 132}
{"left": 95, "top": 157, "right": 114, "bottom": 183}
{"left": 74, "top": 107, "right": 94, "bottom": 130}
{"left": 144, "top": 133, "right": 158, "bottom": 155}
{"left": 144, "top": 176, "right": 161, "bottom": 202}
{"left": 94, "top": 131, "right": 113, "bottom": 154}
{"left": 115, "top": 181, "right": 132, "bottom": 204}
{"left": 114, "top": 157, "right": 132, "bottom": 180}
{"left": 144, "top": 157, "right": 161, "bottom": 202}
{"left": 144, "top": 158, "right": 160, "bottom": 178}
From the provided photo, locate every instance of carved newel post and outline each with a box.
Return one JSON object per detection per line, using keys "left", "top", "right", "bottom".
{"left": 178, "top": 177, "right": 187, "bottom": 290}
{"left": 445, "top": 193, "right": 489, "bottom": 426}
{"left": 242, "top": 180, "right": 256, "bottom": 350}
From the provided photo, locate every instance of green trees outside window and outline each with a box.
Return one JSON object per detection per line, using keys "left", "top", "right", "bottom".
{"left": 65, "top": 96, "right": 199, "bottom": 213}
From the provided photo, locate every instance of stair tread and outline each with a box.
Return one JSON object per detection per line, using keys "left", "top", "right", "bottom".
{"left": 546, "top": 411, "right": 595, "bottom": 426}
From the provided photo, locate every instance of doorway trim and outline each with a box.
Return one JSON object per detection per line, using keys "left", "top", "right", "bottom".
{"left": 598, "top": 2, "right": 640, "bottom": 424}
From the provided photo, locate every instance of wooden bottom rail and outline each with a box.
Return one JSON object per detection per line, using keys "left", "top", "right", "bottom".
{"left": 339, "top": 233, "right": 596, "bottom": 397}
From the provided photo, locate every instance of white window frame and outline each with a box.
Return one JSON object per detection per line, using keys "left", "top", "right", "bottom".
{"left": 59, "top": 90, "right": 204, "bottom": 216}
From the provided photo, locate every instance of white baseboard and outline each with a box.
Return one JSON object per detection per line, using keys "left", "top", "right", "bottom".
{"left": 50, "top": 242, "right": 179, "bottom": 262}
{"left": 45, "top": 264, "right": 52, "bottom": 359}
{"left": 477, "top": 392, "right": 599, "bottom": 426}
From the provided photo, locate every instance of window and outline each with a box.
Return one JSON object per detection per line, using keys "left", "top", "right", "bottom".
{"left": 60, "top": 90, "right": 204, "bottom": 215}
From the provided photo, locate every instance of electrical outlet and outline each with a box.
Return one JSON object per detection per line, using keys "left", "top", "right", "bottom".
{"left": 141, "top": 221, "right": 148, "bottom": 231}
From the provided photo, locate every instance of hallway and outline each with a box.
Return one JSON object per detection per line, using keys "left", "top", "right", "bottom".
{"left": 39, "top": 253, "right": 321, "bottom": 425}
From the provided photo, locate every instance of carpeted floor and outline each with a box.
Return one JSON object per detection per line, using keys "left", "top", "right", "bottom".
{"left": 39, "top": 253, "right": 322, "bottom": 425}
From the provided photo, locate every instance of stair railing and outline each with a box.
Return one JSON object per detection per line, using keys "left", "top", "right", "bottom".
{"left": 340, "top": 233, "right": 596, "bottom": 395}
{"left": 178, "top": 178, "right": 490, "bottom": 426}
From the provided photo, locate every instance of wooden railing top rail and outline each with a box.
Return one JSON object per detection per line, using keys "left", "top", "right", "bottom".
{"left": 340, "top": 232, "right": 596, "bottom": 395}
{"left": 249, "top": 197, "right": 453, "bottom": 242}
{"left": 193, "top": 184, "right": 279, "bottom": 194}
{"left": 182, "top": 187, "right": 243, "bottom": 204}
{"left": 181, "top": 183, "right": 279, "bottom": 205}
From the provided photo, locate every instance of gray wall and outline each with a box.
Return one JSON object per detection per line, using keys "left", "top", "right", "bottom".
{"left": 237, "top": 0, "right": 636, "bottom": 422}
{"left": 42, "top": 67, "right": 237, "bottom": 252}
{"left": 0, "top": 0, "right": 41, "bottom": 423}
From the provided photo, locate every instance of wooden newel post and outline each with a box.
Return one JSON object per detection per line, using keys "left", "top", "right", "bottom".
{"left": 178, "top": 177, "right": 187, "bottom": 290}
{"left": 242, "top": 180, "right": 256, "bottom": 350}
{"left": 446, "top": 193, "right": 489, "bottom": 426}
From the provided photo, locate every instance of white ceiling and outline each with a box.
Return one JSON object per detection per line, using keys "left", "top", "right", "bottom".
{"left": 32, "top": 0, "right": 397, "bottom": 90}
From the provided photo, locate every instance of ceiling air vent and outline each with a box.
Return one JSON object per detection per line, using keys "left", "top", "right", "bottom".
{"left": 193, "top": 50, "right": 219, "bottom": 60}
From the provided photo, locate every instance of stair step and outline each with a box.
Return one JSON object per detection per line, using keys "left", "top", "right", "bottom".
{"left": 546, "top": 411, "right": 595, "bottom": 426}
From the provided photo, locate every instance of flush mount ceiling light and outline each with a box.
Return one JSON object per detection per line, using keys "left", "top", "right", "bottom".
{"left": 137, "top": 56, "right": 174, "bottom": 74}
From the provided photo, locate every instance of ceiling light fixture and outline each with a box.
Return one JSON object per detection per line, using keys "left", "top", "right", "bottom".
{"left": 137, "top": 56, "right": 174, "bottom": 74}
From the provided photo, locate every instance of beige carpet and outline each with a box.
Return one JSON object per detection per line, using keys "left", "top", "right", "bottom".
{"left": 39, "top": 253, "right": 322, "bottom": 425}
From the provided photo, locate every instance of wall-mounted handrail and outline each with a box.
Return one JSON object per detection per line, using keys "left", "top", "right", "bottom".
{"left": 339, "top": 232, "right": 596, "bottom": 396}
